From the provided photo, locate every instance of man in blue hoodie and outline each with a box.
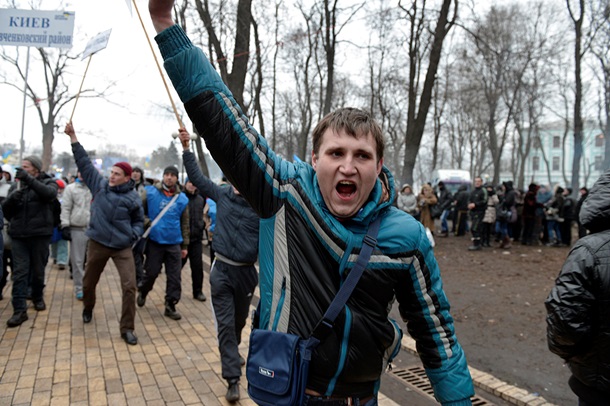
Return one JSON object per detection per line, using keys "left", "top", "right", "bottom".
{"left": 64, "top": 122, "right": 144, "bottom": 345}
{"left": 148, "top": 2, "right": 474, "bottom": 404}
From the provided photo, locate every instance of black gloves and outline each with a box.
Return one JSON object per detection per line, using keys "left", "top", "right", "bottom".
{"left": 60, "top": 227, "right": 72, "bottom": 241}
{"left": 14, "top": 168, "right": 34, "bottom": 185}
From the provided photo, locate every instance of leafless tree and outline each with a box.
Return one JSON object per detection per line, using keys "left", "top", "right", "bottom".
{"left": 590, "top": 0, "right": 610, "bottom": 170}
{"left": 399, "top": 0, "right": 458, "bottom": 186}
{"left": 0, "top": 46, "right": 109, "bottom": 170}
{"left": 566, "top": 0, "right": 586, "bottom": 193}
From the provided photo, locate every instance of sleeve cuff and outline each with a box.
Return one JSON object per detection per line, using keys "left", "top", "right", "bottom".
{"left": 155, "top": 24, "right": 192, "bottom": 60}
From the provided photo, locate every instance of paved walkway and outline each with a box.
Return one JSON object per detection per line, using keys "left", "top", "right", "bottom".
{"left": 0, "top": 258, "right": 399, "bottom": 406}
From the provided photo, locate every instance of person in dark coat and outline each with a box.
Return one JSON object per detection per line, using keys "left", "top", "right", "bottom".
{"left": 453, "top": 185, "right": 470, "bottom": 236}
{"left": 467, "top": 177, "right": 487, "bottom": 251}
{"left": 65, "top": 122, "right": 144, "bottom": 345}
{"left": 574, "top": 187, "right": 589, "bottom": 239}
{"left": 181, "top": 178, "right": 207, "bottom": 302}
{"left": 561, "top": 188, "right": 576, "bottom": 246}
{"left": 1, "top": 155, "right": 58, "bottom": 327}
{"left": 179, "top": 129, "right": 260, "bottom": 402}
{"left": 521, "top": 183, "right": 541, "bottom": 245}
{"left": 546, "top": 170, "right": 610, "bottom": 405}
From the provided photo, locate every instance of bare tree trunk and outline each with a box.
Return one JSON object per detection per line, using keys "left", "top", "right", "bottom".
{"left": 567, "top": 0, "right": 585, "bottom": 193}
{"left": 400, "top": 0, "right": 456, "bottom": 185}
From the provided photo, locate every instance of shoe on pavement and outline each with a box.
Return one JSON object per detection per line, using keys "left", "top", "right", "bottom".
{"left": 34, "top": 300, "right": 46, "bottom": 311}
{"left": 7, "top": 312, "right": 28, "bottom": 327}
{"left": 82, "top": 309, "right": 93, "bottom": 323}
{"left": 194, "top": 292, "right": 207, "bottom": 302}
{"left": 137, "top": 291, "right": 146, "bottom": 307}
{"left": 164, "top": 302, "right": 182, "bottom": 320}
{"left": 225, "top": 380, "right": 240, "bottom": 403}
{"left": 76, "top": 292, "right": 83, "bottom": 300}
{"left": 58, "top": 264, "right": 66, "bottom": 270}
{"left": 239, "top": 355, "right": 246, "bottom": 366}
{"left": 121, "top": 330, "right": 138, "bottom": 345}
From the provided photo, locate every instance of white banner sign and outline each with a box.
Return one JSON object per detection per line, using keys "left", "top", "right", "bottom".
{"left": 0, "top": 9, "right": 75, "bottom": 49}
{"left": 82, "top": 29, "right": 112, "bottom": 60}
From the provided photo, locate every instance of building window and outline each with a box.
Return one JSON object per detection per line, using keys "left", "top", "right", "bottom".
{"left": 595, "top": 155, "right": 603, "bottom": 170}
{"left": 595, "top": 135, "right": 604, "bottom": 147}
{"left": 552, "top": 156, "right": 560, "bottom": 171}
{"left": 532, "top": 156, "right": 540, "bottom": 171}
{"left": 553, "top": 136, "right": 561, "bottom": 148}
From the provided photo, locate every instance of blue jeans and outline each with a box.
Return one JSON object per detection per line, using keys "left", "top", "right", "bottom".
{"left": 51, "top": 238, "right": 69, "bottom": 265}
{"left": 11, "top": 236, "right": 51, "bottom": 312}
{"left": 547, "top": 220, "right": 562, "bottom": 243}
{"left": 440, "top": 209, "right": 450, "bottom": 233}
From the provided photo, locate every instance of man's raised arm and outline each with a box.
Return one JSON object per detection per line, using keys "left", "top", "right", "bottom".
{"left": 149, "top": 0, "right": 176, "bottom": 33}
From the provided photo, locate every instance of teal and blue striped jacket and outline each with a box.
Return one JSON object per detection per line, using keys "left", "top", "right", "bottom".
{"left": 156, "top": 25, "right": 474, "bottom": 405}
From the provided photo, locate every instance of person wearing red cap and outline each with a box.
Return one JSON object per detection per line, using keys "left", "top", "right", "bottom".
{"left": 64, "top": 122, "right": 144, "bottom": 345}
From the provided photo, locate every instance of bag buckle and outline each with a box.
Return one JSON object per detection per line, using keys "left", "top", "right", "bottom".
{"left": 362, "top": 234, "right": 377, "bottom": 248}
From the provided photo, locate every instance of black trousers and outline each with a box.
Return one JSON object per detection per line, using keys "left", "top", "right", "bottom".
{"left": 181, "top": 239, "right": 203, "bottom": 296}
{"left": 141, "top": 240, "right": 182, "bottom": 304}
{"left": 469, "top": 211, "right": 485, "bottom": 241}
{"left": 210, "top": 259, "right": 258, "bottom": 381}
{"left": 11, "top": 236, "right": 51, "bottom": 312}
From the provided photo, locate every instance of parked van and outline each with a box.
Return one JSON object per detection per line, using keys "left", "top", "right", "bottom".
{"left": 430, "top": 169, "right": 472, "bottom": 195}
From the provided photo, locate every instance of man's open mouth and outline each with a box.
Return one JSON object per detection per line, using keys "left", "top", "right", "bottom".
{"left": 336, "top": 181, "right": 357, "bottom": 198}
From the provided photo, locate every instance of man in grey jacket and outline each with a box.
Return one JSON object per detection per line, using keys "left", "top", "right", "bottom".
{"left": 60, "top": 171, "right": 92, "bottom": 300}
{"left": 65, "top": 122, "right": 144, "bottom": 345}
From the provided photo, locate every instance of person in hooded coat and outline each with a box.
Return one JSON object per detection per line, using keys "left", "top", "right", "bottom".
{"left": 546, "top": 170, "right": 610, "bottom": 405}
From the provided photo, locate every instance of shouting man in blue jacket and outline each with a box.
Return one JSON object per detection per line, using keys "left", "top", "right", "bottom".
{"left": 148, "top": 1, "right": 474, "bottom": 405}
{"left": 65, "top": 122, "right": 144, "bottom": 345}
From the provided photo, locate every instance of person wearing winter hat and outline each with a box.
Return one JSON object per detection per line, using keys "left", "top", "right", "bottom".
{"left": 130, "top": 166, "right": 150, "bottom": 288}
{"left": 137, "top": 164, "right": 190, "bottom": 321}
{"left": 1, "top": 155, "right": 58, "bottom": 327}
{"left": 64, "top": 122, "right": 144, "bottom": 345}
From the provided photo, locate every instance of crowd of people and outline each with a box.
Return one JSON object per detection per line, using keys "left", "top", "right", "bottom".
{"left": 397, "top": 178, "right": 588, "bottom": 251}
{"left": 0, "top": 1, "right": 606, "bottom": 404}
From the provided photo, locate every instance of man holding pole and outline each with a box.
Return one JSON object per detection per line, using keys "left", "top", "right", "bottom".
{"left": 147, "top": 2, "right": 474, "bottom": 404}
{"left": 64, "top": 122, "right": 143, "bottom": 345}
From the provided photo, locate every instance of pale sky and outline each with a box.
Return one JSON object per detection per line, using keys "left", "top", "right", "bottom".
{"left": 1, "top": 0, "right": 192, "bottom": 160}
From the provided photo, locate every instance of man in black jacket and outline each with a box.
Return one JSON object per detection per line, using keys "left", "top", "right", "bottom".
{"left": 546, "top": 170, "right": 610, "bottom": 405}
{"left": 181, "top": 178, "right": 207, "bottom": 302}
{"left": 467, "top": 177, "right": 487, "bottom": 251}
{"left": 1, "top": 156, "right": 58, "bottom": 327}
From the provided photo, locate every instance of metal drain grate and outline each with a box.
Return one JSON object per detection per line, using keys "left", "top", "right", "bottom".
{"left": 389, "top": 366, "right": 495, "bottom": 405}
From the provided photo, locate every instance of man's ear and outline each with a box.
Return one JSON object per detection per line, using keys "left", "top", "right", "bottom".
{"left": 376, "top": 158, "right": 384, "bottom": 175}
{"left": 312, "top": 151, "right": 318, "bottom": 171}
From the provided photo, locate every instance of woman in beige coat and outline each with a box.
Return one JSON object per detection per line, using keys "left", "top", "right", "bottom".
{"left": 418, "top": 184, "right": 438, "bottom": 232}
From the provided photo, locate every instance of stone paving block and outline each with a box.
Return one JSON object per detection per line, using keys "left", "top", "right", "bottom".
{"left": 30, "top": 390, "right": 51, "bottom": 406}
{"left": 105, "top": 378, "right": 125, "bottom": 394}
{"left": 70, "top": 385, "right": 88, "bottom": 403}
{"left": 88, "top": 390, "right": 108, "bottom": 406}
{"left": 51, "top": 381, "right": 70, "bottom": 397}
{"left": 12, "top": 387, "right": 33, "bottom": 404}
{"left": 142, "top": 384, "right": 162, "bottom": 401}
{"left": 106, "top": 392, "right": 128, "bottom": 406}
{"left": 159, "top": 384, "right": 182, "bottom": 403}
{"left": 34, "top": 377, "right": 53, "bottom": 392}
{"left": 123, "top": 382, "right": 144, "bottom": 399}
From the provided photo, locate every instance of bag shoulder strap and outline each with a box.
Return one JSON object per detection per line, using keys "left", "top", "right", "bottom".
{"left": 142, "top": 192, "right": 181, "bottom": 239}
{"left": 310, "top": 216, "right": 381, "bottom": 343}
